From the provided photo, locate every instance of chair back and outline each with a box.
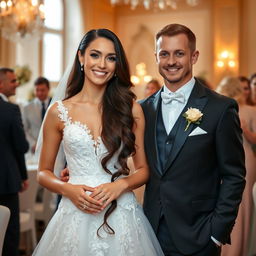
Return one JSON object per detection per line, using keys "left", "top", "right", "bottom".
{"left": 0, "top": 205, "right": 11, "bottom": 256}
{"left": 19, "top": 170, "right": 38, "bottom": 211}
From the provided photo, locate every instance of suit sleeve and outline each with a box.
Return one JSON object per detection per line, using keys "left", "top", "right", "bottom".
{"left": 11, "top": 105, "right": 29, "bottom": 180}
{"left": 211, "top": 101, "right": 246, "bottom": 243}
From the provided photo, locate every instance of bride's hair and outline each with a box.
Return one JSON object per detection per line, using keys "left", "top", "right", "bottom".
{"left": 65, "top": 29, "right": 136, "bottom": 235}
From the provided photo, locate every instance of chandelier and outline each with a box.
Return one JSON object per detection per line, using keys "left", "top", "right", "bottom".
{"left": 0, "top": 0, "right": 45, "bottom": 41}
{"left": 110, "top": 0, "right": 199, "bottom": 10}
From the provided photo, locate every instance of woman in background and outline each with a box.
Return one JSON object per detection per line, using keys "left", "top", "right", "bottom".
{"left": 238, "top": 76, "right": 255, "bottom": 106}
{"left": 216, "top": 76, "right": 256, "bottom": 256}
{"left": 250, "top": 73, "right": 256, "bottom": 105}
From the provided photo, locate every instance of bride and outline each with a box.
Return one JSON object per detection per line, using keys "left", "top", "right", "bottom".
{"left": 32, "top": 28, "right": 164, "bottom": 256}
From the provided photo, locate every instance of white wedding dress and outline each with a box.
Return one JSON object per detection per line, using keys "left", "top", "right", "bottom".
{"left": 33, "top": 101, "right": 164, "bottom": 256}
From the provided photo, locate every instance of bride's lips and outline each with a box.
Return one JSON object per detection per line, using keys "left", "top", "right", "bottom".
{"left": 92, "top": 70, "right": 108, "bottom": 77}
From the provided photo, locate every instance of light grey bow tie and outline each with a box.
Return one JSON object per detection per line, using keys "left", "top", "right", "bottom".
{"left": 161, "top": 91, "right": 185, "bottom": 104}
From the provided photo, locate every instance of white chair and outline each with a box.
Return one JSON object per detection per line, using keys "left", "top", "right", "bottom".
{"left": 19, "top": 169, "right": 39, "bottom": 252}
{"left": 35, "top": 186, "right": 55, "bottom": 225}
{"left": 253, "top": 182, "right": 256, "bottom": 210}
{"left": 0, "top": 205, "right": 10, "bottom": 256}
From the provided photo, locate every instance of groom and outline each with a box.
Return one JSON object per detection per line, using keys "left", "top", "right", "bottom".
{"left": 140, "top": 24, "right": 246, "bottom": 256}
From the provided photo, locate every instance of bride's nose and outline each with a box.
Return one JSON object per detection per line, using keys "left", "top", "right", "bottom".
{"left": 98, "top": 57, "right": 106, "bottom": 69}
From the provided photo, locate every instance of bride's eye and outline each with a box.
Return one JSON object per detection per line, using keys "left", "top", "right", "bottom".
{"left": 107, "top": 56, "right": 117, "bottom": 62}
{"left": 90, "top": 53, "right": 99, "bottom": 59}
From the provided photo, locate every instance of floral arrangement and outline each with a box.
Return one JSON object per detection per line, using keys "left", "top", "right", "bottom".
{"left": 183, "top": 107, "right": 203, "bottom": 131}
{"left": 14, "top": 65, "right": 32, "bottom": 85}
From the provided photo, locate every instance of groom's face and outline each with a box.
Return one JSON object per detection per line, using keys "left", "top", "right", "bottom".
{"left": 155, "top": 33, "right": 199, "bottom": 91}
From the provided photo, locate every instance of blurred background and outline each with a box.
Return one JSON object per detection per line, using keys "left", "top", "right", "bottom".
{"left": 0, "top": 0, "right": 255, "bottom": 101}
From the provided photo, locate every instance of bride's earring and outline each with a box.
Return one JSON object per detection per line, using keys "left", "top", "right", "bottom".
{"left": 80, "top": 63, "right": 84, "bottom": 72}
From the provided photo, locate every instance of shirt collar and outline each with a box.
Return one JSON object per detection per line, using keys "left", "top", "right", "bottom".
{"left": 35, "top": 97, "right": 50, "bottom": 105}
{"left": 163, "top": 77, "right": 195, "bottom": 101}
{"left": 0, "top": 93, "right": 9, "bottom": 102}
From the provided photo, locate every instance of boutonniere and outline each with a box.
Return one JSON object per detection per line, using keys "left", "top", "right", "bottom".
{"left": 183, "top": 107, "right": 203, "bottom": 131}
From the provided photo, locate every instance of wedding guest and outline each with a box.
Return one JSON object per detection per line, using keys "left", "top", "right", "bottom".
{"left": 0, "top": 67, "right": 29, "bottom": 256}
{"left": 238, "top": 75, "right": 255, "bottom": 105}
{"left": 216, "top": 76, "right": 256, "bottom": 256}
{"left": 144, "top": 79, "right": 161, "bottom": 98}
{"left": 23, "top": 77, "right": 51, "bottom": 153}
{"left": 250, "top": 73, "right": 256, "bottom": 104}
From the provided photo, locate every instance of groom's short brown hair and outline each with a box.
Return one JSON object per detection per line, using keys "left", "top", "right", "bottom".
{"left": 156, "top": 24, "right": 196, "bottom": 52}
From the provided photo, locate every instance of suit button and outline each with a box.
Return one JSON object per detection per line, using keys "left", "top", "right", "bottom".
{"left": 166, "top": 141, "right": 170, "bottom": 144}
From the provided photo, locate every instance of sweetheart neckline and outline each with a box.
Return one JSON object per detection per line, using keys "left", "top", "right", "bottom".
{"left": 65, "top": 120, "right": 102, "bottom": 147}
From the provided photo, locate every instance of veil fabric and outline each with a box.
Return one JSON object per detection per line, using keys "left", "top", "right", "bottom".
{"left": 35, "top": 64, "right": 73, "bottom": 177}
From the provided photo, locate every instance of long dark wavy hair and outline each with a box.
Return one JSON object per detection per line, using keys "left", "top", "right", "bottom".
{"left": 65, "top": 29, "right": 136, "bottom": 235}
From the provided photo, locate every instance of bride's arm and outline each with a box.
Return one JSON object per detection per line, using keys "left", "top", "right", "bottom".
{"left": 91, "top": 102, "right": 149, "bottom": 208}
{"left": 37, "top": 103, "right": 102, "bottom": 213}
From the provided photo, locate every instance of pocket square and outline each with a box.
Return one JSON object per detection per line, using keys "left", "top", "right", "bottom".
{"left": 188, "top": 127, "right": 207, "bottom": 136}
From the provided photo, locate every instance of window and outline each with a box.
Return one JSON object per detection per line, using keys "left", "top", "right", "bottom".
{"left": 42, "top": 0, "right": 64, "bottom": 82}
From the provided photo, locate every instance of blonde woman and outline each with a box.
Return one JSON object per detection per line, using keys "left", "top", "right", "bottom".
{"left": 216, "top": 76, "right": 256, "bottom": 256}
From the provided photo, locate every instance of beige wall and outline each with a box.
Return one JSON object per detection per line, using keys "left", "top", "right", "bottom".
{"left": 80, "top": 0, "right": 115, "bottom": 32}
{"left": 212, "top": 0, "right": 240, "bottom": 86}
{"left": 240, "top": 0, "right": 256, "bottom": 77}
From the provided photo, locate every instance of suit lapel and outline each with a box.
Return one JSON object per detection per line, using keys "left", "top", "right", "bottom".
{"left": 163, "top": 82, "right": 208, "bottom": 174}
{"left": 147, "top": 90, "right": 162, "bottom": 174}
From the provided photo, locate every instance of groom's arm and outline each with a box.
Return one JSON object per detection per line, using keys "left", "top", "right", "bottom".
{"left": 211, "top": 99, "right": 246, "bottom": 244}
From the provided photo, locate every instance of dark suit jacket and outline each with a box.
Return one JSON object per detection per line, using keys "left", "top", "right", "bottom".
{"left": 140, "top": 80, "right": 246, "bottom": 255}
{"left": 0, "top": 99, "right": 29, "bottom": 194}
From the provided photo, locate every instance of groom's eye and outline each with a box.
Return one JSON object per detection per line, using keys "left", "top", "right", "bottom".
{"left": 159, "top": 51, "right": 169, "bottom": 58}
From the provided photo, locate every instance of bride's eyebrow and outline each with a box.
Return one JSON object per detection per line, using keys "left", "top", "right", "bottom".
{"left": 90, "top": 49, "right": 116, "bottom": 56}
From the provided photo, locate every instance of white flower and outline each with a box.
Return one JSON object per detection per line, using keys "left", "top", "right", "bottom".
{"left": 183, "top": 107, "right": 203, "bottom": 131}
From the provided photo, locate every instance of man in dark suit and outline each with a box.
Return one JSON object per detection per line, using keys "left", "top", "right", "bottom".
{"left": 0, "top": 67, "right": 29, "bottom": 256}
{"left": 140, "top": 24, "right": 246, "bottom": 256}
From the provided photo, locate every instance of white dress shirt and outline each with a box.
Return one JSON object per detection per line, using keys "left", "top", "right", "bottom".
{"left": 161, "top": 77, "right": 195, "bottom": 134}
{"left": 0, "top": 93, "right": 9, "bottom": 102}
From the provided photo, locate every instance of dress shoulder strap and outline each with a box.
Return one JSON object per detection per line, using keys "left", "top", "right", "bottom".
{"left": 56, "top": 100, "right": 71, "bottom": 124}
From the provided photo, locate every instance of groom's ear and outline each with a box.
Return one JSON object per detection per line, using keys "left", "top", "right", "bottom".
{"left": 191, "top": 50, "right": 199, "bottom": 65}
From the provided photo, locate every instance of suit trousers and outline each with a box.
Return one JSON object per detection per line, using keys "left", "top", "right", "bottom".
{"left": 157, "top": 216, "right": 221, "bottom": 256}
{"left": 0, "top": 193, "right": 20, "bottom": 256}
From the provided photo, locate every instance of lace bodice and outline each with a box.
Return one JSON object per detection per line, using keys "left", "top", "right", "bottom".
{"left": 57, "top": 100, "right": 119, "bottom": 186}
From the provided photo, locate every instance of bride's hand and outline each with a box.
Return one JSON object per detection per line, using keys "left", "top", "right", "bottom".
{"left": 63, "top": 183, "right": 103, "bottom": 214}
{"left": 90, "top": 179, "right": 128, "bottom": 210}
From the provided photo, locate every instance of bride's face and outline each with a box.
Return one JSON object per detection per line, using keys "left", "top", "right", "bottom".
{"left": 79, "top": 37, "right": 117, "bottom": 87}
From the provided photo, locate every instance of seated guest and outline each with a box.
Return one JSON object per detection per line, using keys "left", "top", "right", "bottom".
{"left": 23, "top": 77, "right": 51, "bottom": 153}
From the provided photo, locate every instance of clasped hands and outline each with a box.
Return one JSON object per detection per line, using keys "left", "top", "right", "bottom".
{"left": 60, "top": 168, "right": 126, "bottom": 214}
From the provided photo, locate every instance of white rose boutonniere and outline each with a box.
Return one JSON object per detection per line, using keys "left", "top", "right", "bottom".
{"left": 183, "top": 107, "right": 203, "bottom": 131}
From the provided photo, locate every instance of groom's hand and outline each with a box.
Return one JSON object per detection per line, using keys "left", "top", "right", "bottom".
{"left": 60, "top": 168, "right": 69, "bottom": 182}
